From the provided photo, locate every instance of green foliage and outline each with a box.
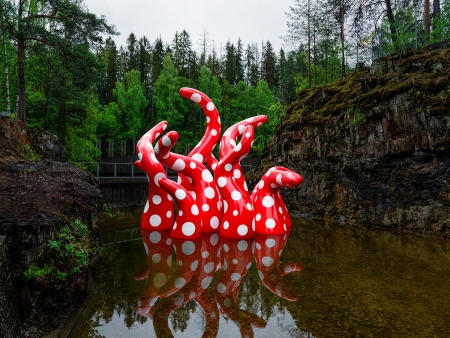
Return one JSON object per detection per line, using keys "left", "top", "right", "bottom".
{"left": 114, "top": 70, "right": 149, "bottom": 139}
{"left": 25, "top": 219, "right": 94, "bottom": 282}
{"left": 103, "top": 205, "right": 121, "bottom": 219}
{"left": 65, "top": 96, "right": 100, "bottom": 163}
{"left": 96, "top": 102, "right": 121, "bottom": 140}
{"left": 20, "top": 144, "right": 40, "bottom": 161}
{"left": 431, "top": 1, "right": 450, "bottom": 42}
{"left": 346, "top": 107, "right": 365, "bottom": 126}
{"left": 24, "top": 264, "right": 52, "bottom": 281}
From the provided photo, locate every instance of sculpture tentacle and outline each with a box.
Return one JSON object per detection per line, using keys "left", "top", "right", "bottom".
{"left": 155, "top": 131, "right": 222, "bottom": 233}
{"left": 252, "top": 167, "right": 303, "bottom": 235}
{"left": 215, "top": 125, "right": 255, "bottom": 239}
{"left": 135, "top": 121, "right": 174, "bottom": 230}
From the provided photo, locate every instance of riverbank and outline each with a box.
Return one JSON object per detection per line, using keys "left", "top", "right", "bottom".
{"left": 0, "top": 117, "right": 102, "bottom": 337}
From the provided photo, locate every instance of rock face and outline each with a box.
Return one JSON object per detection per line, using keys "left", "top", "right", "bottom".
{"left": 0, "top": 117, "right": 102, "bottom": 336}
{"left": 249, "top": 48, "right": 450, "bottom": 237}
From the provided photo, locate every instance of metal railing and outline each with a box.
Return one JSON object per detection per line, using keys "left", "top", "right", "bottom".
{"left": 72, "top": 162, "right": 256, "bottom": 180}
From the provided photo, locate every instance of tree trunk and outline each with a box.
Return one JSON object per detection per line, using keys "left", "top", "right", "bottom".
{"left": 307, "top": 0, "right": 311, "bottom": 88}
{"left": 340, "top": 0, "right": 345, "bottom": 78}
{"left": 3, "top": 33, "right": 11, "bottom": 113}
{"left": 384, "top": 0, "right": 398, "bottom": 48}
{"left": 17, "top": 37, "right": 27, "bottom": 123}
{"left": 313, "top": 26, "right": 316, "bottom": 87}
{"left": 433, "top": 0, "right": 441, "bottom": 17}
{"left": 424, "top": 0, "right": 431, "bottom": 43}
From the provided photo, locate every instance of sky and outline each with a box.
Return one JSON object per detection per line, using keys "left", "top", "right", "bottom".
{"left": 84, "top": 0, "right": 295, "bottom": 54}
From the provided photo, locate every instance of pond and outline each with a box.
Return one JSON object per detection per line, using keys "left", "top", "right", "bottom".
{"left": 69, "top": 214, "right": 450, "bottom": 337}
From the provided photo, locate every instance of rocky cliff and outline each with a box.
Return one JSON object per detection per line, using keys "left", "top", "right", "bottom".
{"left": 0, "top": 117, "right": 102, "bottom": 337}
{"left": 249, "top": 48, "right": 450, "bottom": 237}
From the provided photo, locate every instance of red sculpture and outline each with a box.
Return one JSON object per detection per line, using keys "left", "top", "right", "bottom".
{"left": 251, "top": 167, "right": 303, "bottom": 235}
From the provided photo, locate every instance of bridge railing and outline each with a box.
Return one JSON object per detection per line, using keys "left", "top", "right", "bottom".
{"left": 72, "top": 162, "right": 256, "bottom": 180}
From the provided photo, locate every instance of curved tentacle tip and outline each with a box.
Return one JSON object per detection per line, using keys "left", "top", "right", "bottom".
{"left": 134, "top": 160, "right": 143, "bottom": 170}
{"left": 155, "top": 130, "right": 179, "bottom": 155}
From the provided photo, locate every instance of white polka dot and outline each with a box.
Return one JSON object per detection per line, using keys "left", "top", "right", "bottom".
{"left": 223, "top": 221, "right": 229, "bottom": 229}
{"left": 191, "top": 260, "right": 199, "bottom": 271}
{"left": 223, "top": 200, "right": 228, "bottom": 212}
{"left": 252, "top": 219, "right": 255, "bottom": 231}
{"left": 150, "top": 215, "right": 162, "bottom": 227}
{"left": 210, "top": 312, "right": 216, "bottom": 319}
{"left": 174, "top": 277, "right": 186, "bottom": 288}
{"left": 166, "top": 238, "right": 172, "bottom": 245}
{"left": 201, "top": 276, "right": 213, "bottom": 289}
{"left": 202, "top": 204, "right": 210, "bottom": 212}
{"left": 211, "top": 129, "right": 217, "bottom": 136}
{"left": 167, "top": 255, "right": 173, "bottom": 267}
{"left": 190, "top": 191, "right": 196, "bottom": 200}
{"left": 284, "top": 223, "right": 287, "bottom": 231}
{"left": 177, "top": 176, "right": 182, "bottom": 184}
{"left": 217, "top": 282, "right": 226, "bottom": 293}
{"left": 202, "top": 251, "right": 209, "bottom": 258}
{"left": 244, "top": 182, "right": 248, "bottom": 191}
{"left": 191, "top": 205, "right": 199, "bottom": 215}
{"left": 223, "top": 298, "right": 232, "bottom": 307}
{"left": 246, "top": 203, "right": 252, "bottom": 211}
{"left": 182, "top": 241, "right": 196, "bottom": 255}
{"left": 138, "top": 153, "right": 142, "bottom": 160}
{"left": 182, "top": 222, "right": 196, "bottom": 236}
{"left": 217, "top": 177, "right": 227, "bottom": 187}
{"left": 256, "top": 214, "right": 261, "bottom": 221}
{"left": 167, "top": 194, "right": 173, "bottom": 201}
{"left": 154, "top": 172, "right": 165, "bottom": 186}
{"left": 262, "top": 196, "right": 275, "bottom": 208}
{"left": 223, "top": 244, "right": 229, "bottom": 252}
{"left": 271, "top": 183, "right": 278, "bottom": 189}
{"left": 210, "top": 233, "right": 219, "bottom": 245}
{"left": 150, "top": 231, "right": 161, "bottom": 243}
{"left": 153, "top": 272, "right": 167, "bottom": 287}
{"left": 172, "top": 159, "right": 186, "bottom": 171}
{"left": 232, "top": 259, "right": 238, "bottom": 264}
{"left": 231, "top": 191, "right": 242, "bottom": 201}
{"left": 179, "top": 210, "right": 183, "bottom": 216}
{"left": 152, "top": 253, "right": 161, "bottom": 263}
{"left": 206, "top": 102, "right": 215, "bottom": 111}
{"left": 237, "top": 225, "right": 248, "bottom": 236}
{"left": 217, "top": 200, "right": 222, "bottom": 210}
{"left": 265, "top": 218, "right": 276, "bottom": 229}
{"left": 258, "top": 270, "right": 264, "bottom": 280}
{"left": 210, "top": 216, "right": 219, "bottom": 229}
{"left": 265, "top": 238, "right": 276, "bottom": 248}
{"left": 237, "top": 240, "right": 248, "bottom": 251}
{"left": 245, "top": 132, "right": 251, "bottom": 138}
{"left": 276, "top": 174, "right": 283, "bottom": 185}
{"left": 154, "top": 143, "right": 159, "bottom": 153}
{"left": 257, "top": 122, "right": 263, "bottom": 127}
{"left": 246, "top": 262, "right": 252, "bottom": 269}
{"left": 202, "top": 169, "right": 213, "bottom": 183}
{"left": 144, "top": 200, "right": 149, "bottom": 213}
{"left": 150, "top": 153, "right": 158, "bottom": 163}
{"left": 204, "top": 187, "right": 215, "bottom": 199}
{"left": 279, "top": 207, "right": 283, "bottom": 214}
{"left": 204, "top": 262, "right": 215, "bottom": 273}
{"left": 211, "top": 163, "right": 217, "bottom": 170}
{"left": 191, "top": 93, "right": 201, "bottom": 102}
{"left": 234, "top": 143, "right": 242, "bottom": 152}
{"left": 173, "top": 222, "right": 177, "bottom": 229}
{"left": 233, "top": 210, "right": 238, "bottom": 216}
{"left": 284, "top": 265, "right": 293, "bottom": 273}
{"left": 231, "top": 273, "right": 241, "bottom": 281}
{"left": 262, "top": 256, "right": 274, "bottom": 267}
{"left": 166, "top": 210, "right": 172, "bottom": 218}
{"left": 246, "top": 117, "right": 255, "bottom": 122}
{"left": 162, "top": 135, "right": 171, "bottom": 146}
{"left": 192, "top": 153, "right": 203, "bottom": 163}
{"left": 259, "top": 181, "right": 264, "bottom": 189}
{"left": 190, "top": 161, "right": 196, "bottom": 169}
{"left": 175, "top": 189, "right": 186, "bottom": 200}
{"left": 152, "top": 195, "right": 162, "bottom": 205}
{"left": 238, "top": 125, "right": 245, "bottom": 134}
{"left": 233, "top": 169, "right": 241, "bottom": 179}
{"left": 225, "top": 163, "right": 233, "bottom": 171}
{"left": 189, "top": 291, "right": 196, "bottom": 299}
{"left": 206, "top": 116, "right": 211, "bottom": 123}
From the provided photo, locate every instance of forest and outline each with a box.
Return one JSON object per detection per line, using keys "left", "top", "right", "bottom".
{"left": 1, "top": 0, "right": 449, "bottom": 162}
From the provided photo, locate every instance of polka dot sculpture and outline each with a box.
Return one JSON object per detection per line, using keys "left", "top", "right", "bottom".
{"left": 252, "top": 167, "right": 303, "bottom": 235}
{"left": 135, "top": 121, "right": 174, "bottom": 230}
{"left": 155, "top": 131, "right": 223, "bottom": 233}
{"left": 254, "top": 231, "right": 303, "bottom": 301}
{"left": 135, "top": 87, "right": 304, "bottom": 239}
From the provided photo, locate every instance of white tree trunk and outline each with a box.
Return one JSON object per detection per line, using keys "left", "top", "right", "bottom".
{"left": 3, "top": 34, "right": 11, "bottom": 113}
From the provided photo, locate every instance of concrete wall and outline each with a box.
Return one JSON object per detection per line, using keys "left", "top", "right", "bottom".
{"left": 0, "top": 236, "right": 19, "bottom": 338}
{"left": 100, "top": 181, "right": 148, "bottom": 206}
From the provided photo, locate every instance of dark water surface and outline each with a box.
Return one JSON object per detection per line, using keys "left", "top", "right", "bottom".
{"left": 70, "top": 216, "right": 450, "bottom": 337}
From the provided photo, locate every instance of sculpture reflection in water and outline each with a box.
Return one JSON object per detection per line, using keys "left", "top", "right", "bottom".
{"left": 133, "top": 88, "right": 303, "bottom": 336}
{"left": 136, "top": 228, "right": 300, "bottom": 337}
